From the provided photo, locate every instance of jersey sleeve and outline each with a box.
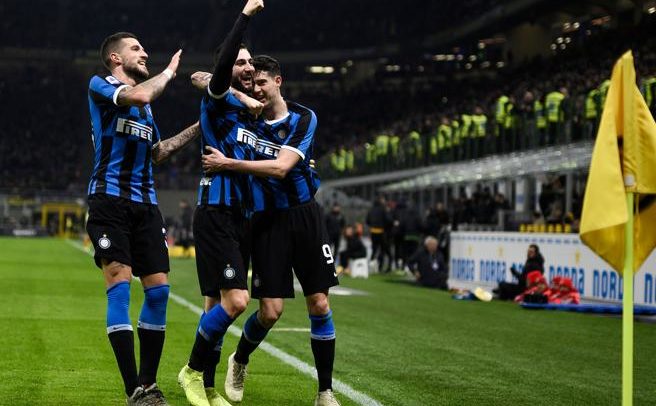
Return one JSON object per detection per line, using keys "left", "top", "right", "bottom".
{"left": 88, "top": 76, "right": 128, "bottom": 106}
{"left": 204, "top": 89, "right": 246, "bottom": 113}
{"left": 282, "top": 110, "right": 317, "bottom": 160}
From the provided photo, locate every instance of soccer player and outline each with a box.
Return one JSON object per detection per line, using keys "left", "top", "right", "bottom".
{"left": 202, "top": 55, "right": 341, "bottom": 406}
{"left": 86, "top": 33, "right": 200, "bottom": 405}
{"left": 177, "top": 1, "right": 263, "bottom": 406}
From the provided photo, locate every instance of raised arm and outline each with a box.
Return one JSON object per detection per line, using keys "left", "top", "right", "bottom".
{"left": 152, "top": 121, "right": 201, "bottom": 165}
{"left": 117, "top": 49, "right": 182, "bottom": 107}
{"left": 208, "top": 0, "right": 263, "bottom": 96}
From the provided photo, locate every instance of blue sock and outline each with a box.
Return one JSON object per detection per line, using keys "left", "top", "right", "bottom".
{"left": 107, "top": 281, "right": 132, "bottom": 333}
{"left": 309, "top": 311, "right": 336, "bottom": 340}
{"left": 137, "top": 284, "right": 169, "bottom": 385}
{"left": 138, "top": 284, "right": 169, "bottom": 331}
{"left": 189, "top": 305, "right": 233, "bottom": 372}
{"left": 235, "top": 311, "right": 270, "bottom": 364}
{"left": 199, "top": 304, "right": 234, "bottom": 342}
{"left": 106, "top": 281, "right": 138, "bottom": 395}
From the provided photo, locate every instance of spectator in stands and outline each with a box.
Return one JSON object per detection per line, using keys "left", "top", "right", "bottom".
{"left": 176, "top": 200, "right": 193, "bottom": 257}
{"left": 325, "top": 203, "right": 346, "bottom": 255}
{"left": 424, "top": 202, "right": 449, "bottom": 238}
{"left": 407, "top": 236, "right": 448, "bottom": 289}
{"left": 366, "top": 196, "right": 392, "bottom": 273}
{"left": 494, "top": 244, "right": 544, "bottom": 300}
{"left": 337, "top": 225, "right": 367, "bottom": 274}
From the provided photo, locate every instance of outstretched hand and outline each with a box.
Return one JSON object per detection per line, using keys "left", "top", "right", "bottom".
{"left": 243, "top": 0, "right": 264, "bottom": 16}
{"left": 166, "top": 49, "right": 183, "bottom": 79}
{"left": 191, "top": 71, "right": 213, "bottom": 90}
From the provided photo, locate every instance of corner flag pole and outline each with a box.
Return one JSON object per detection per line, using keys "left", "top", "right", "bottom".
{"left": 622, "top": 192, "right": 634, "bottom": 406}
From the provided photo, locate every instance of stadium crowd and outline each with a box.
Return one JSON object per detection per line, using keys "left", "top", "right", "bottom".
{"left": 320, "top": 17, "right": 656, "bottom": 177}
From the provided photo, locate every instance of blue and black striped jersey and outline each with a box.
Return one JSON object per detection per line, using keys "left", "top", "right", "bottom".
{"left": 250, "top": 101, "right": 321, "bottom": 212}
{"left": 197, "top": 88, "right": 255, "bottom": 208}
{"left": 87, "top": 75, "right": 160, "bottom": 204}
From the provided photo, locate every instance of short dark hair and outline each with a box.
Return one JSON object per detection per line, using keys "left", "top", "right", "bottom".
{"left": 100, "top": 32, "right": 138, "bottom": 70}
{"left": 253, "top": 55, "right": 281, "bottom": 77}
{"left": 213, "top": 42, "right": 249, "bottom": 68}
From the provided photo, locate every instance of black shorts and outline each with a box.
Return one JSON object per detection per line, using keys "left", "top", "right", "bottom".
{"left": 251, "top": 200, "right": 339, "bottom": 299}
{"left": 86, "top": 194, "right": 169, "bottom": 277}
{"left": 193, "top": 205, "right": 250, "bottom": 297}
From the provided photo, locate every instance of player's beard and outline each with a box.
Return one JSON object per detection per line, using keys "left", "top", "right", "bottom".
{"left": 232, "top": 74, "right": 253, "bottom": 95}
{"left": 124, "top": 62, "right": 150, "bottom": 82}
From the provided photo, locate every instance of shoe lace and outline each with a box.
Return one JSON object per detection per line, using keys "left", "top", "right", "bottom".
{"left": 232, "top": 363, "right": 247, "bottom": 389}
{"left": 143, "top": 385, "right": 167, "bottom": 406}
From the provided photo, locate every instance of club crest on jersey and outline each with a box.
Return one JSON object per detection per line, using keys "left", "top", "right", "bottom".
{"left": 277, "top": 129, "right": 287, "bottom": 139}
{"left": 253, "top": 275, "right": 261, "bottom": 287}
{"left": 98, "top": 234, "right": 111, "bottom": 249}
{"left": 224, "top": 265, "right": 236, "bottom": 279}
{"left": 116, "top": 118, "right": 153, "bottom": 142}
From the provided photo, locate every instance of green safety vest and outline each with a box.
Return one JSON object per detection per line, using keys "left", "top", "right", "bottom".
{"left": 534, "top": 100, "right": 546, "bottom": 129}
{"left": 409, "top": 131, "right": 423, "bottom": 158}
{"left": 598, "top": 79, "right": 610, "bottom": 108}
{"left": 365, "top": 143, "right": 376, "bottom": 163}
{"left": 460, "top": 115, "right": 472, "bottom": 139}
{"left": 642, "top": 77, "right": 656, "bottom": 108}
{"left": 504, "top": 103, "right": 514, "bottom": 129}
{"left": 545, "top": 91, "right": 565, "bottom": 123}
{"left": 585, "top": 89, "right": 600, "bottom": 120}
{"left": 495, "top": 95, "right": 509, "bottom": 124}
{"left": 472, "top": 114, "right": 487, "bottom": 137}
{"left": 345, "top": 149, "right": 354, "bottom": 171}
{"left": 438, "top": 124, "right": 452, "bottom": 149}
{"left": 375, "top": 135, "right": 389, "bottom": 157}
{"left": 451, "top": 120, "right": 461, "bottom": 145}
{"left": 390, "top": 135, "right": 400, "bottom": 156}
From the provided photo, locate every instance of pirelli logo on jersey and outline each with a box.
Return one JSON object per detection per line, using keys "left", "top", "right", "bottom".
{"left": 256, "top": 138, "right": 281, "bottom": 158}
{"left": 237, "top": 128, "right": 258, "bottom": 148}
{"left": 116, "top": 118, "right": 153, "bottom": 142}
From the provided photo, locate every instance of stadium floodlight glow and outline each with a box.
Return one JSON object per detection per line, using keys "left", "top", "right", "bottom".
{"left": 573, "top": 22, "right": 580, "bottom": 29}
{"left": 307, "top": 66, "right": 334, "bottom": 74}
{"left": 465, "top": 63, "right": 472, "bottom": 70}
{"left": 385, "top": 65, "right": 401, "bottom": 72}
{"left": 565, "top": 37, "right": 571, "bottom": 44}
{"left": 446, "top": 54, "right": 455, "bottom": 61}
{"left": 556, "top": 37, "right": 563, "bottom": 44}
{"left": 560, "top": 44, "right": 566, "bottom": 50}
{"left": 649, "top": 7, "right": 656, "bottom": 14}
{"left": 496, "top": 61, "right": 505, "bottom": 68}
{"left": 551, "top": 44, "right": 557, "bottom": 50}
{"left": 456, "top": 54, "right": 464, "bottom": 61}
{"left": 478, "top": 42, "right": 485, "bottom": 49}
{"left": 433, "top": 54, "right": 446, "bottom": 61}
{"left": 468, "top": 55, "right": 477, "bottom": 61}
{"left": 340, "top": 67, "right": 348, "bottom": 74}
{"left": 345, "top": 60, "right": 354, "bottom": 67}
{"left": 481, "top": 61, "right": 490, "bottom": 68}
{"left": 563, "top": 22, "right": 571, "bottom": 30}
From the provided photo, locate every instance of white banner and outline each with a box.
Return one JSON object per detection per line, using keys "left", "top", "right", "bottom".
{"left": 448, "top": 232, "right": 656, "bottom": 307}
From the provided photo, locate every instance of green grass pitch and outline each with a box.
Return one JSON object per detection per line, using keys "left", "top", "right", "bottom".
{"left": 1, "top": 237, "right": 655, "bottom": 405}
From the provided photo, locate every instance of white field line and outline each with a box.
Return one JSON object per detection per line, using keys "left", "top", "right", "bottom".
{"left": 65, "top": 239, "right": 384, "bottom": 406}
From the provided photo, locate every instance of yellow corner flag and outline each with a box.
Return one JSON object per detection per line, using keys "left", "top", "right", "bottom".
{"left": 580, "top": 50, "right": 656, "bottom": 275}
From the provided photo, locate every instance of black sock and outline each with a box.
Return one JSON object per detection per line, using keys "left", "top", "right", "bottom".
{"left": 188, "top": 333, "right": 214, "bottom": 372}
{"left": 137, "top": 328, "right": 165, "bottom": 386}
{"left": 311, "top": 338, "right": 335, "bottom": 392}
{"left": 108, "top": 330, "right": 140, "bottom": 396}
{"left": 203, "top": 346, "right": 222, "bottom": 388}
{"left": 234, "top": 334, "right": 259, "bottom": 365}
